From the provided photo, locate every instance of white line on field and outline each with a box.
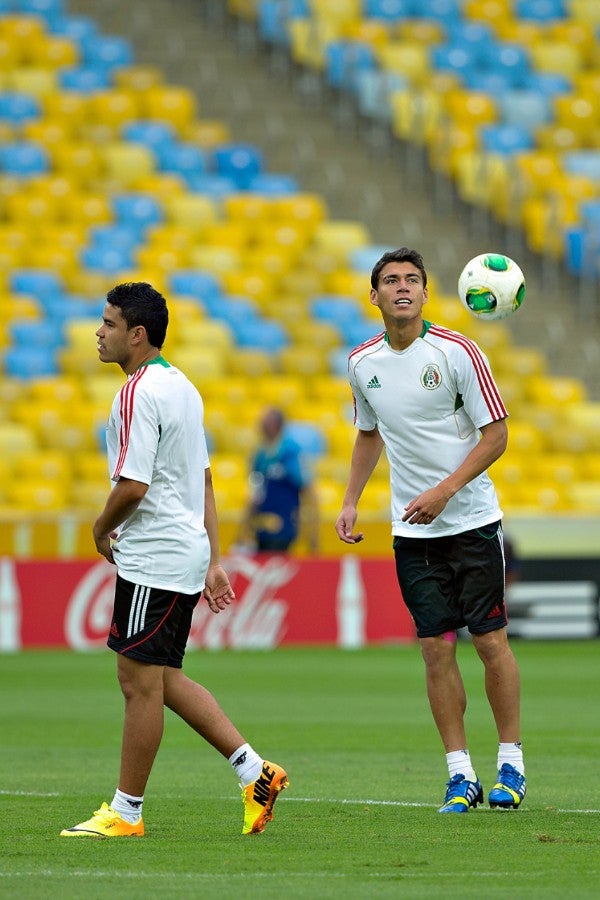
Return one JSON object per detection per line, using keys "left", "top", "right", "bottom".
{"left": 0, "top": 790, "right": 60, "bottom": 797}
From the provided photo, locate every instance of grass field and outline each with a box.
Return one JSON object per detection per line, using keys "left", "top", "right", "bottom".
{"left": 1, "top": 641, "right": 600, "bottom": 899}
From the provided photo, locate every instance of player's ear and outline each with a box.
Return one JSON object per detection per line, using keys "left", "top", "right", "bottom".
{"left": 422, "top": 287, "right": 428, "bottom": 305}
{"left": 369, "top": 287, "right": 380, "bottom": 308}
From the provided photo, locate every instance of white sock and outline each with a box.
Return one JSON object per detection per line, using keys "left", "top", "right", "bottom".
{"left": 229, "top": 743, "right": 263, "bottom": 787}
{"left": 497, "top": 742, "right": 524, "bottom": 775}
{"left": 446, "top": 749, "right": 477, "bottom": 782}
{"left": 111, "top": 788, "right": 143, "bottom": 823}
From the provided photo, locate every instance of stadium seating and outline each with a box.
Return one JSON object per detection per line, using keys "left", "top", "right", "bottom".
{"left": 1, "top": 0, "right": 600, "bottom": 555}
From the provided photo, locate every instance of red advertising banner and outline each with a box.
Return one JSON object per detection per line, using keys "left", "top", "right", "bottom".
{"left": 0, "top": 554, "right": 416, "bottom": 651}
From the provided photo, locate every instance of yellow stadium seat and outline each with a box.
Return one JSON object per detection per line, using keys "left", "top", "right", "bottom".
{"left": 569, "top": 0, "right": 600, "bottom": 26}
{"left": 562, "top": 403, "right": 600, "bottom": 453}
{"left": 15, "top": 449, "right": 72, "bottom": 483}
{"left": 28, "top": 376, "right": 83, "bottom": 405}
{"left": 463, "top": 0, "right": 511, "bottom": 25}
{"left": 171, "top": 319, "right": 234, "bottom": 351}
{"left": 70, "top": 481, "right": 110, "bottom": 511}
{"left": 224, "top": 194, "right": 274, "bottom": 223}
{"left": 82, "top": 375, "right": 124, "bottom": 407}
{"left": 535, "top": 454, "right": 579, "bottom": 484}
{"left": 284, "top": 319, "right": 341, "bottom": 350}
{"left": 506, "top": 420, "right": 545, "bottom": 454}
{"left": 7, "top": 66, "right": 57, "bottom": 96}
{"left": 428, "top": 120, "right": 479, "bottom": 177}
{"left": 73, "top": 451, "right": 110, "bottom": 483}
{"left": 114, "top": 65, "right": 164, "bottom": 92}
{"left": 315, "top": 477, "right": 344, "bottom": 515}
{"left": 581, "top": 453, "right": 600, "bottom": 480}
{"left": 102, "top": 142, "right": 156, "bottom": 186}
{"left": 62, "top": 191, "right": 113, "bottom": 227}
{"left": 272, "top": 193, "right": 327, "bottom": 227}
{"left": 513, "top": 151, "right": 562, "bottom": 203}
{"left": 494, "top": 347, "right": 547, "bottom": 380}
{"left": 278, "top": 344, "right": 332, "bottom": 377}
{"left": 142, "top": 85, "right": 197, "bottom": 131}
{"left": 445, "top": 89, "right": 498, "bottom": 129}
{"left": 58, "top": 346, "right": 107, "bottom": 377}
{"left": 553, "top": 93, "right": 600, "bottom": 135}
{"left": 131, "top": 173, "right": 186, "bottom": 202}
{"left": 167, "top": 346, "right": 226, "bottom": 383}
{"left": 548, "top": 20, "right": 596, "bottom": 65}
{"left": 312, "top": 220, "right": 370, "bottom": 262}
{"left": 5, "top": 189, "right": 60, "bottom": 225}
{"left": 525, "top": 374, "right": 587, "bottom": 407}
{"left": 164, "top": 194, "right": 218, "bottom": 231}
{"left": 226, "top": 348, "right": 274, "bottom": 377}
{"left": 89, "top": 89, "right": 140, "bottom": 132}
{"left": 250, "top": 246, "right": 297, "bottom": 278}
{"left": 493, "top": 20, "right": 541, "bottom": 44}
{"left": 183, "top": 119, "right": 232, "bottom": 149}
{"left": 0, "top": 421, "right": 37, "bottom": 459}
{"left": 209, "top": 453, "right": 248, "bottom": 483}
{"left": 42, "top": 90, "right": 90, "bottom": 130}
{"left": 189, "top": 245, "right": 243, "bottom": 276}
{"left": 513, "top": 482, "right": 572, "bottom": 513}
{"left": 255, "top": 375, "right": 307, "bottom": 410}
{"left": 376, "top": 41, "right": 431, "bottom": 84}
{"left": 0, "top": 31, "right": 20, "bottom": 70}
{"left": 569, "top": 481, "right": 600, "bottom": 513}
{"left": 489, "top": 453, "right": 527, "bottom": 485}
{"left": 529, "top": 41, "right": 584, "bottom": 77}
{"left": 220, "top": 269, "right": 278, "bottom": 305}
{"left": 136, "top": 245, "right": 189, "bottom": 272}
{"left": 6, "top": 481, "right": 67, "bottom": 512}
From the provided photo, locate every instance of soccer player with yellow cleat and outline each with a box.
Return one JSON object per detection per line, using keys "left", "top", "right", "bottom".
{"left": 60, "top": 802, "right": 144, "bottom": 838}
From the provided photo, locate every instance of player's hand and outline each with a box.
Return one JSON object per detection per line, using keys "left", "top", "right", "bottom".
{"left": 335, "top": 505, "right": 364, "bottom": 544}
{"left": 402, "top": 486, "right": 449, "bottom": 525}
{"left": 93, "top": 529, "right": 118, "bottom": 564}
{"left": 204, "top": 564, "right": 235, "bottom": 614}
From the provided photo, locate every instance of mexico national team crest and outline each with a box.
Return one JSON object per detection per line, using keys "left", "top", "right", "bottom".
{"left": 421, "top": 363, "right": 442, "bottom": 390}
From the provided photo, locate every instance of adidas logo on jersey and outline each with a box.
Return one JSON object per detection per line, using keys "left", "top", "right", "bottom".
{"left": 366, "top": 375, "right": 381, "bottom": 389}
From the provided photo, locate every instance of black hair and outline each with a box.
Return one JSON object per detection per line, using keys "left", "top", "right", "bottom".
{"left": 106, "top": 282, "right": 169, "bottom": 349}
{"left": 370, "top": 248, "right": 427, "bottom": 289}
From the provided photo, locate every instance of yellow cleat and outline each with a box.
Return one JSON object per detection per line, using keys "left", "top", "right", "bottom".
{"left": 241, "top": 760, "right": 288, "bottom": 835}
{"left": 59, "top": 802, "right": 144, "bottom": 838}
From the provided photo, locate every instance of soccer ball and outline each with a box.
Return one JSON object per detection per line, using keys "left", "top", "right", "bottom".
{"left": 458, "top": 253, "right": 526, "bottom": 321}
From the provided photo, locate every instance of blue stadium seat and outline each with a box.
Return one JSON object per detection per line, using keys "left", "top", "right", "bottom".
{"left": 80, "top": 245, "right": 135, "bottom": 274}
{"left": 417, "top": 0, "right": 463, "bottom": 22}
{"left": 122, "top": 120, "right": 177, "bottom": 150}
{"left": 515, "top": 0, "right": 566, "bottom": 19}
{"left": 10, "top": 269, "right": 64, "bottom": 298}
{"left": 247, "top": 173, "right": 299, "bottom": 195}
{"left": 431, "top": 45, "right": 480, "bottom": 81}
{"left": 311, "top": 295, "right": 362, "bottom": 326}
{"left": 0, "top": 142, "right": 49, "bottom": 177}
{"left": 0, "top": 92, "right": 41, "bottom": 125}
{"left": 287, "top": 421, "right": 327, "bottom": 456}
{"left": 185, "top": 173, "right": 238, "bottom": 199}
{"left": 364, "top": 0, "right": 413, "bottom": 20}
{"left": 15, "top": 0, "right": 64, "bottom": 19}
{"left": 522, "top": 71, "right": 572, "bottom": 96}
{"left": 235, "top": 319, "right": 288, "bottom": 351}
{"left": 496, "top": 90, "right": 552, "bottom": 129}
{"left": 3, "top": 346, "right": 60, "bottom": 379}
{"left": 42, "top": 295, "right": 104, "bottom": 322}
{"left": 60, "top": 66, "right": 111, "bottom": 93}
{"left": 88, "top": 224, "right": 144, "bottom": 251}
{"left": 205, "top": 296, "right": 261, "bottom": 327}
{"left": 212, "top": 144, "right": 263, "bottom": 190}
{"left": 338, "top": 320, "right": 381, "bottom": 347}
{"left": 350, "top": 245, "right": 390, "bottom": 272}
{"left": 10, "top": 319, "right": 65, "bottom": 350}
{"left": 480, "top": 123, "right": 534, "bottom": 155}
{"left": 258, "top": 0, "right": 308, "bottom": 45}
{"left": 48, "top": 14, "right": 98, "bottom": 43}
{"left": 112, "top": 193, "right": 164, "bottom": 230}
{"left": 563, "top": 151, "right": 600, "bottom": 181}
{"left": 169, "top": 270, "right": 223, "bottom": 302}
{"left": 154, "top": 142, "right": 207, "bottom": 182}
{"left": 485, "top": 43, "right": 532, "bottom": 89}
{"left": 80, "top": 34, "right": 134, "bottom": 70}
{"left": 325, "top": 41, "right": 376, "bottom": 91}
{"left": 355, "top": 70, "right": 407, "bottom": 121}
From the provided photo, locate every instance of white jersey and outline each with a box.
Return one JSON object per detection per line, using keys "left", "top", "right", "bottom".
{"left": 349, "top": 323, "right": 507, "bottom": 538}
{"left": 106, "top": 356, "right": 211, "bottom": 593}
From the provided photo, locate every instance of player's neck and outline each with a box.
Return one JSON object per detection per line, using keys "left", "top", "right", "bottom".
{"left": 123, "top": 349, "right": 161, "bottom": 376}
{"left": 385, "top": 317, "right": 423, "bottom": 351}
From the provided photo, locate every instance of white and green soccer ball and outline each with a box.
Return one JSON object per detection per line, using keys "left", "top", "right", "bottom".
{"left": 458, "top": 253, "right": 526, "bottom": 321}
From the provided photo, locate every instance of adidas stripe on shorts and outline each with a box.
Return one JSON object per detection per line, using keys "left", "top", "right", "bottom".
{"left": 107, "top": 574, "right": 201, "bottom": 667}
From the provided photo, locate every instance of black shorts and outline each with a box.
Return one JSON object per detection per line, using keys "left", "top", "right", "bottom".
{"left": 393, "top": 521, "right": 507, "bottom": 639}
{"left": 107, "top": 574, "right": 201, "bottom": 667}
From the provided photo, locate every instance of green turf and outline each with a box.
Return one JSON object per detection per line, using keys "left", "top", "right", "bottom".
{"left": 1, "top": 642, "right": 600, "bottom": 899}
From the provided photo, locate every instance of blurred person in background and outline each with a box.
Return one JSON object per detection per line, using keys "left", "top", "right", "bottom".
{"left": 335, "top": 248, "right": 526, "bottom": 815}
{"left": 237, "top": 407, "right": 319, "bottom": 555}
{"left": 60, "top": 282, "right": 287, "bottom": 839}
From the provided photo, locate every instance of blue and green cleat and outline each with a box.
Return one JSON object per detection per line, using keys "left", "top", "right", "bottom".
{"left": 488, "top": 763, "right": 526, "bottom": 809}
{"left": 438, "top": 774, "right": 483, "bottom": 813}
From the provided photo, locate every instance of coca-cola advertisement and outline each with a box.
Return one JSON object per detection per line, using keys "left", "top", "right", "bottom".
{"left": 0, "top": 554, "right": 416, "bottom": 651}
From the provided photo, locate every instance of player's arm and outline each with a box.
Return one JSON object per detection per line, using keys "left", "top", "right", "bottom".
{"left": 336, "top": 427, "right": 385, "bottom": 544}
{"left": 93, "top": 477, "right": 148, "bottom": 562}
{"left": 203, "top": 466, "right": 235, "bottom": 614}
{"left": 403, "top": 418, "right": 508, "bottom": 525}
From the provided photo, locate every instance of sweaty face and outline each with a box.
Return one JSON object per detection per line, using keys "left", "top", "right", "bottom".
{"left": 370, "top": 262, "right": 428, "bottom": 323}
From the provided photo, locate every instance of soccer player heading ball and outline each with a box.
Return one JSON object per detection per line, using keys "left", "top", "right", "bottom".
{"left": 335, "top": 248, "right": 526, "bottom": 813}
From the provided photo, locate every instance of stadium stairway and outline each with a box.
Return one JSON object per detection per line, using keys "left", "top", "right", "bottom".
{"left": 68, "top": 0, "right": 600, "bottom": 397}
